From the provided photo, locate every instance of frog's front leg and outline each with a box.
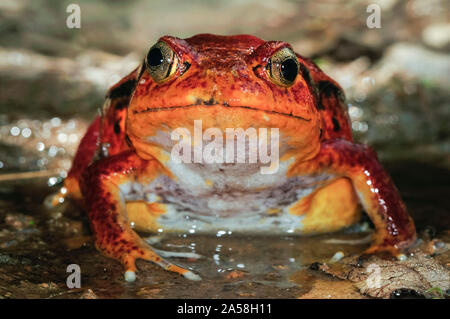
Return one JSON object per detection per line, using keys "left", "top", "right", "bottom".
{"left": 80, "top": 150, "right": 200, "bottom": 282}
{"left": 291, "top": 139, "right": 416, "bottom": 256}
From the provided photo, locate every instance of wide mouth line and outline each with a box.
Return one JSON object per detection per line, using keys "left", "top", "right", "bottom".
{"left": 132, "top": 104, "right": 311, "bottom": 121}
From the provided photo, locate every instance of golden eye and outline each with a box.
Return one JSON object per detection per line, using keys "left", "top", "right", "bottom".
{"left": 266, "top": 47, "right": 299, "bottom": 87}
{"left": 145, "top": 41, "right": 179, "bottom": 83}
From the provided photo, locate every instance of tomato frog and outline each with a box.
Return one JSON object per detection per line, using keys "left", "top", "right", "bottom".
{"left": 60, "top": 34, "right": 416, "bottom": 282}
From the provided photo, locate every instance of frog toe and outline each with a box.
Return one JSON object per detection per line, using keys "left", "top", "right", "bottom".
{"left": 119, "top": 248, "right": 201, "bottom": 281}
{"left": 43, "top": 192, "right": 65, "bottom": 208}
{"left": 363, "top": 243, "right": 400, "bottom": 257}
{"left": 153, "top": 249, "right": 202, "bottom": 259}
{"left": 183, "top": 270, "right": 202, "bottom": 281}
{"left": 137, "top": 246, "right": 201, "bottom": 280}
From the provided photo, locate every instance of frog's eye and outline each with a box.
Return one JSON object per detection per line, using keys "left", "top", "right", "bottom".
{"left": 266, "top": 47, "right": 299, "bottom": 87}
{"left": 145, "top": 41, "right": 179, "bottom": 83}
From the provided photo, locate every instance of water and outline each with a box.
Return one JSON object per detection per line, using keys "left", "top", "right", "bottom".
{"left": 0, "top": 160, "right": 448, "bottom": 298}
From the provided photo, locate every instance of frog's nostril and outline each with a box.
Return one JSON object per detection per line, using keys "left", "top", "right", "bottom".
{"left": 203, "top": 97, "right": 215, "bottom": 105}
{"left": 193, "top": 97, "right": 217, "bottom": 106}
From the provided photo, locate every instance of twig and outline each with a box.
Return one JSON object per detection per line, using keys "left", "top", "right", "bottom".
{"left": 0, "top": 170, "right": 60, "bottom": 182}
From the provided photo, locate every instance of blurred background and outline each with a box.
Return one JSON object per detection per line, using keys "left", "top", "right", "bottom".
{"left": 0, "top": 0, "right": 449, "bottom": 176}
{"left": 0, "top": 0, "right": 449, "bottom": 298}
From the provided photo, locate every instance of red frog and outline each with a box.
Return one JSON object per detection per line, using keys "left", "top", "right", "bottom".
{"left": 62, "top": 34, "right": 416, "bottom": 282}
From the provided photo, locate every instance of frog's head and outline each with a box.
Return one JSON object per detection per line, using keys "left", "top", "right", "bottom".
{"left": 127, "top": 34, "right": 321, "bottom": 163}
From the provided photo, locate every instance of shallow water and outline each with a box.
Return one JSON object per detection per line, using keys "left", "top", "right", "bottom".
{"left": 0, "top": 159, "right": 448, "bottom": 298}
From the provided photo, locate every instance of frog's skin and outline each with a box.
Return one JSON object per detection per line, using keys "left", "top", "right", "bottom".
{"left": 63, "top": 34, "right": 416, "bottom": 282}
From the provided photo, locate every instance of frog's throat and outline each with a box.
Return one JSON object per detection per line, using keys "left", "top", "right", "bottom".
{"left": 132, "top": 104, "right": 311, "bottom": 122}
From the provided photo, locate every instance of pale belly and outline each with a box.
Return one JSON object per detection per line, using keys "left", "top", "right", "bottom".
{"left": 119, "top": 159, "right": 339, "bottom": 235}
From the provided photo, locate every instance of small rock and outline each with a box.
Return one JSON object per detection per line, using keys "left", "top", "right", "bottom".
{"left": 372, "top": 43, "right": 450, "bottom": 89}
{"left": 272, "top": 264, "right": 289, "bottom": 271}
{"left": 47, "top": 217, "right": 84, "bottom": 237}
{"left": 5, "top": 213, "right": 35, "bottom": 231}
{"left": 80, "top": 289, "right": 98, "bottom": 299}
{"left": 422, "top": 23, "right": 450, "bottom": 49}
{"left": 38, "top": 282, "right": 58, "bottom": 290}
{"left": 62, "top": 235, "right": 92, "bottom": 250}
{"left": 314, "top": 251, "right": 450, "bottom": 299}
{"left": 330, "top": 251, "right": 345, "bottom": 263}
{"left": 225, "top": 270, "right": 246, "bottom": 279}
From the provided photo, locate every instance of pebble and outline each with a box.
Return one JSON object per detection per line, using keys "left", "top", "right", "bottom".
{"left": 422, "top": 23, "right": 450, "bottom": 49}
{"left": 80, "top": 289, "right": 98, "bottom": 299}
{"left": 330, "top": 251, "right": 345, "bottom": 263}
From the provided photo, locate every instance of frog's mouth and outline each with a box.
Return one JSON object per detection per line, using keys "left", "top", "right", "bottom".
{"left": 132, "top": 103, "right": 311, "bottom": 122}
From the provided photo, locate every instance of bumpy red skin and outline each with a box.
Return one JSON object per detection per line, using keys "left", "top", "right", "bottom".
{"left": 290, "top": 140, "right": 415, "bottom": 252}
{"left": 82, "top": 151, "right": 143, "bottom": 256}
{"left": 65, "top": 71, "right": 133, "bottom": 200}
{"left": 67, "top": 34, "right": 416, "bottom": 280}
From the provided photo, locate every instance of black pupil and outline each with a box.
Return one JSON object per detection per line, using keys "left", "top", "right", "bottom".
{"left": 280, "top": 58, "right": 298, "bottom": 83}
{"left": 147, "top": 48, "right": 164, "bottom": 67}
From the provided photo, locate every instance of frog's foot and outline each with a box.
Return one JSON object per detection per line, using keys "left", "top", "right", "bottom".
{"left": 143, "top": 237, "right": 202, "bottom": 259}
{"left": 119, "top": 245, "right": 202, "bottom": 282}
{"left": 362, "top": 248, "right": 406, "bottom": 263}
{"left": 44, "top": 176, "right": 82, "bottom": 209}
{"left": 293, "top": 140, "right": 417, "bottom": 255}
{"left": 82, "top": 151, "right": 202, "bottom": 282}
{"left": 363, "top": 244, "right": 409, "bottom": 261}
{"left": 144, "top": 236, "right": 164, "bottom": 245}
{"left": 153, "top": 249, "right": 202, "bottom": 259}
{"left": 43, "top": 191, "right": 66, "bottom": 209}
{"left": 363, "top": 243, "right": 400, "bottom": 256}
{"left": 362, "top": 232, "right": 416, "bottom": 260}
